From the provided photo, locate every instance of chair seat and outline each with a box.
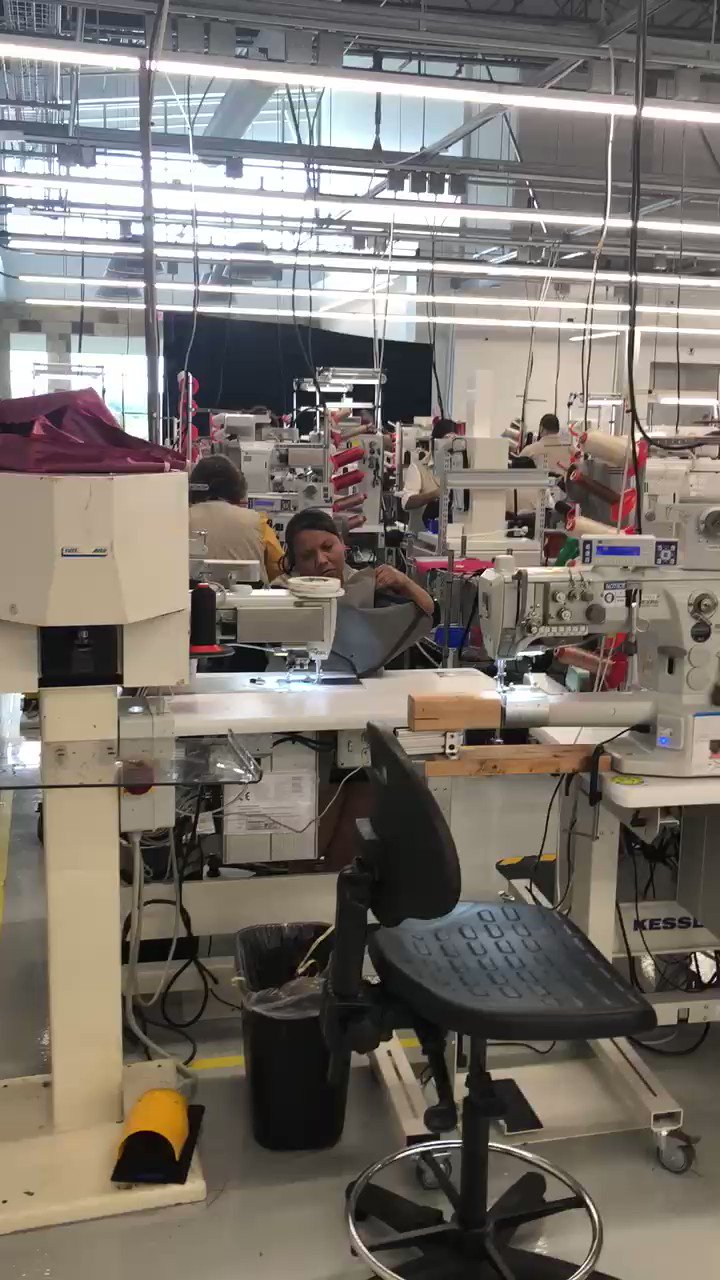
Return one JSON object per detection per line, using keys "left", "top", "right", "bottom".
{"left": 369, "top": 901, "right": 656, "bottom": 1042}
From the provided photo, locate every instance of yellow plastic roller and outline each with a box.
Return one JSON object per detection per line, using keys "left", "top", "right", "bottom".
{"left": 112, "top": 1089, "right": 202, "bottom": 1185}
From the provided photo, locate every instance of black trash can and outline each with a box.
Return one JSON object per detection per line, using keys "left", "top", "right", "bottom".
{"left": 235, "top": 922, "right": 350, "bottom": 1151}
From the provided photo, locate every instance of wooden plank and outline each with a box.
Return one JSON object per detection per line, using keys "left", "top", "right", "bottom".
{"left": 424, "top": 744, "right": 611, "bottom": 777}
{"left": 408, "top": 692, "right": 502, "bottom": 732}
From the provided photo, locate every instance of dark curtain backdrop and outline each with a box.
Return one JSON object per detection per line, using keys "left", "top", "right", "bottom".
{"left": 164, "top": 315, "right": 433, "bottom": 424}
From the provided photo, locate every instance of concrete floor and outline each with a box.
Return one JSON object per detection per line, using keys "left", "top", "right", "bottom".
{"left": 1, "top": 792, "right": 719, "bottom": 1280}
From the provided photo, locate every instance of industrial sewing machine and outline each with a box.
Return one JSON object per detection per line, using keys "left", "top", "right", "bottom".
{"left": 479, "top": 529, "right": 720, "bottom": 776}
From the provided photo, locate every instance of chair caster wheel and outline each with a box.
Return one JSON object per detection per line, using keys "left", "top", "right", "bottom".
{"left": 415, "top": 1153, "right": 452, "bottom": 1191}
{"left": 656, "top": 1131, "right": 696, "bottom": 1175}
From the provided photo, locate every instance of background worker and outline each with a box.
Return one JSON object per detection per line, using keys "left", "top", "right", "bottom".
{"left": 189, "top": 454, "right": 282, "bottom": 584}
{"left": 520, "top": 412, "right": 573, "bottom": 474}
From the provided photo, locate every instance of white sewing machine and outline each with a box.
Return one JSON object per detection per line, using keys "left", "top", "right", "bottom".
{"left": 480, "top": 531, "right": 720, "bottom": 776}
{"left": 217, "top": 580, "right": 342, "bottom": 667}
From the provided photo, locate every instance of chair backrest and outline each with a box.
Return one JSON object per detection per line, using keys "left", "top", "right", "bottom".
{"left": 363, "top": 722, "right": 461, "bottom": 928}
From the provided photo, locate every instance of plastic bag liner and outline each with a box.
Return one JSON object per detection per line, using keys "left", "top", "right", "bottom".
{"left": 235, "top": 923, "right": 350, "bottom": 1151}
{"left": 0, "top": 388, "right": 186, "bottom": 474}
{"left": 236, "top": 973, "right": 324, "bottom": 1020}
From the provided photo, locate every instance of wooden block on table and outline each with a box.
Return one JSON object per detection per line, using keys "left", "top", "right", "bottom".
{"left": 408, "top": 692, "right": 503, "bottom": 732}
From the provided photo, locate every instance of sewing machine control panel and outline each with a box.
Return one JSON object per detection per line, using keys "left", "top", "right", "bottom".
{"left": 580, "top": 535, "right": 677, "bottom": 568}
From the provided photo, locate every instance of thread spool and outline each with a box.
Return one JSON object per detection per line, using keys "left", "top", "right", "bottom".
{"left": 333, "top": 491, "right": 366, "bottom": 512}
{"left": 190, "top": 583, "right": 223, "bottom": 655}
{"left": 567, "top": 513, "right": 618, "bottom": 536}
{"left": 579, "top": 430, "right": 632, "bottom": 466}
{"left": 331, "top": 467, "right": 365, "bottom": 491}
{"left": 566, "top": 465, "right": 622, "bottom": 506}
{"left": 331, "top": 444, "right": 366, "bottom": 469}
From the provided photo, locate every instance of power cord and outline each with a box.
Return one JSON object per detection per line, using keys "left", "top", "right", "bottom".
{"left": 528, "top": 775, "right": 566, "bottom": 904}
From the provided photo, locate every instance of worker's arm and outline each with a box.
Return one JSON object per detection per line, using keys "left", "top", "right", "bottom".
{"left": 375, "top": 564, "right": 435, "bottom": 616}
{"left": 260, "top": 516, "right": 284, "bottom": 582}
{"left": 400, "top": 461, "right": 440, "bottom": 511}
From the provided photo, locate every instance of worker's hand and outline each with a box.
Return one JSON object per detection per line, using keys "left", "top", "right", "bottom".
{"left": 375, "top": 564, "right": 411, "bottom": 596}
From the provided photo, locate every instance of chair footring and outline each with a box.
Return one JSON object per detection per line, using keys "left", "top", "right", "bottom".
{"left": 348, "top": 1139, "right": 606, "bottom": 1280}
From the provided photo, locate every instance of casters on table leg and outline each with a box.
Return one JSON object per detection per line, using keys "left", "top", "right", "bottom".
{"left": 655, "top": 1129, "right": 697, "bottom": 1175}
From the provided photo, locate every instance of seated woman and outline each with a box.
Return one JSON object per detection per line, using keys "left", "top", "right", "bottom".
{"left": 278, "top": 508, "right": 435, "bottom": 675}
{"left": 189, "top": 454, "right": 282, "bottom": 584}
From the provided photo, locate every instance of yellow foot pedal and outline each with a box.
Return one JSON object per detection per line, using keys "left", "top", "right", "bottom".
{"left": 112, "top": 1088, "right": 204, "bottom": 1186}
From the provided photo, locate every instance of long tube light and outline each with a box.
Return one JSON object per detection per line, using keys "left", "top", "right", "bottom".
{"left": 6, "top": 169, "right": 720, "bottom": 240}
{"left": 27, "top": 295, "right": 720, "bottom": 338}
{"left": 23, "top": 273, "right": 720, "bottom": 321}
{"left": 26, "top": 297, "right": 621, "bottom": 331}
{"left": 15, "top": 238, "right": 720, "bottom": 294}
{"left": 0, "top": 171, "right": 609, "bottom": 231}
{"left": 657, "top": 396, "right": 720, "bottom": 406}
{"left": 0, "top": 36, "right": 140, "bottom": 70}
{"left": 3, "top": 38, "right": 720, "bottom": 130}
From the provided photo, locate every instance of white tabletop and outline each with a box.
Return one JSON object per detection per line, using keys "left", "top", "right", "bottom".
{"left": 170, "top": 667, "right": 494, "bottom": 737}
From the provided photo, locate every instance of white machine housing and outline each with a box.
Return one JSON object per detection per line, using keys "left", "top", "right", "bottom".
{"left": 643, "top": 456, "right": 720, "bottom": 571}
{"left": 0, "top": 471, "right": 190, "bottom": 693}
{"left": 479, "top": 534, "right": 720, "bottom": 776}
{"left": 220, "top": 585, "right": 340, "bottom": 662}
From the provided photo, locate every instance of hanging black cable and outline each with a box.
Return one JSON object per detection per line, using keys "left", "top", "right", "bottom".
{"left": 626, "top": 10, "right": 707, "bottom": 463}
{"left": 626, "top": 0, "right": 648, "bottom": 531}
{"left": 428, "top": 232, "right": 446, "bottom": 418}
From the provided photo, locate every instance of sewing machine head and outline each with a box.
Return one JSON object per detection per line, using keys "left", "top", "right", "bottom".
{"left": 217, "top": 580, "right": 343, "bottom": 674}
{"left": 479, "top": 533, "right": 720, "bottom": 776}
{"left": 479, "top": 536, "right": 666, "bottom": 661}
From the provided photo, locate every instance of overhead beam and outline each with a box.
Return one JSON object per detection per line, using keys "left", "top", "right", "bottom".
{"left": 13, "top": 0, "right": 720, "bottom": 69}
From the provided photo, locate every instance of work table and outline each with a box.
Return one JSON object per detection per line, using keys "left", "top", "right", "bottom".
{"left": 170, "top": 667, "right": 495, "bottom": 737}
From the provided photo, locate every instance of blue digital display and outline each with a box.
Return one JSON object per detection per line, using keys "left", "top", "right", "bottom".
{"left": 595, "top": 544, "right": 641, "bottom": 557}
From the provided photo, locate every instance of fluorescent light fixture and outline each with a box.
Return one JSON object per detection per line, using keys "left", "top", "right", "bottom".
{"left": 11, "top": 168, "right": 720, "bottom": 239}
{"left": 27, "top": 295, "right": 720, "bottom": 339}
{"left": 24, "top": 296, "right": 623, "bottom": 332}
{"left": 586, "top": 397, "right": 625, "bottom": 406}
{"left": 16, "top": 237, "right": 720, "bottom": 296}
{"left": 568, "top": 330, "right": 625, "bottom": 342}
{"left": 10, "top": 238, "right": 145, "bottom": 256}
{"left": 0, "top": 171, "right": 624, "bottom": 231}
{"left": 26, "top": 273, "right": 720, "bottom": 323}
{"left": 156, "top": 53, "right": 636, "bottom": 120}
{"left": 4, "top": 37, "right": 720, "bottom": 133}
{"left": 0, "top": 35, "right": 140, "bottom": 70}
{"left": 657, "top": 395, "right": 720, "bottom": 406}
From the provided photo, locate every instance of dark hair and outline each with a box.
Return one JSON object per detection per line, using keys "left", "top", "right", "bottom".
{"left": 539, "top": 413, "right": 560, "bottom": 434}
{"left": 189, "top": 454, "right": 247, "bottom": 505}
{"left": 431, "top": 417, "right": 457, "bottom": 441}
{"left": 282, "top": 508, "right": 343, "bottom": 574}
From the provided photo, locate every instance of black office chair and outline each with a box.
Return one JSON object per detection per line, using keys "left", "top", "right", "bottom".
{"left": 322, "top": 724, "right": 656, "bottom": 1280}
